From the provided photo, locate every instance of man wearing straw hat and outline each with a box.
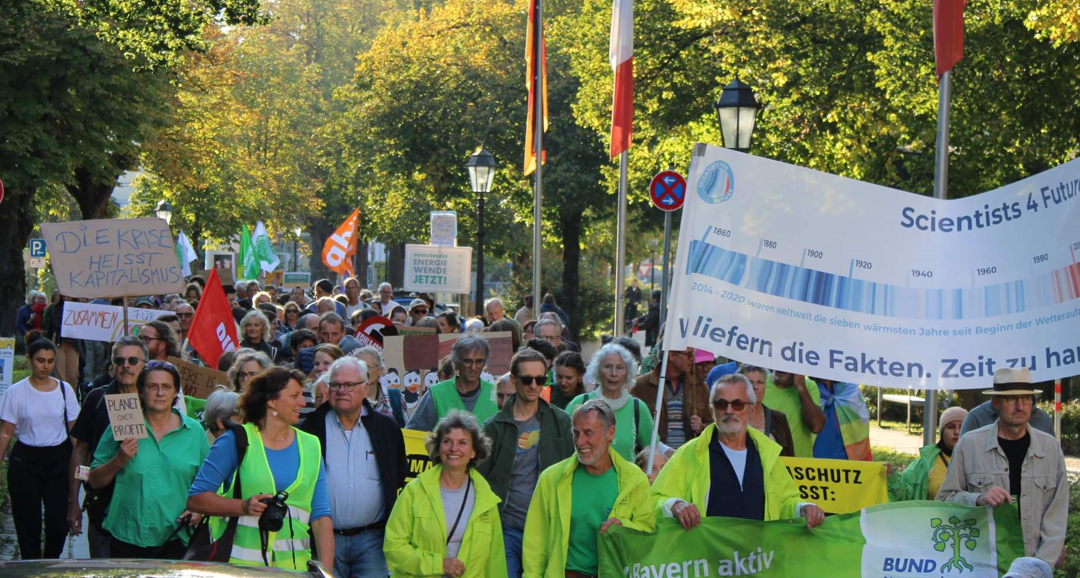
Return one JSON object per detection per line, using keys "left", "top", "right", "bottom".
{"left": 937, "top": 368, "right": 1068, "bottom": 567}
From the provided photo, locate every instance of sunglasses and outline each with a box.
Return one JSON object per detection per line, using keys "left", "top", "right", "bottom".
{"left": 146, "top": 360, "right": 176, "bottom": 371}
{"left": 517, "top": 375, "right": 547, "bottom": 387}
{"left": 113, "top": 356, "right": 144, "bottom": 367}
{"left": 412, "top": 309, "right": 428, "bottom": 315}
{"left": 712, "top": 398, "right": 749, "bottom": 411}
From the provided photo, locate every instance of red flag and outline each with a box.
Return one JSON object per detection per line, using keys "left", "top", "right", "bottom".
{"left": 524, "top": 0, "right": 548, "bottom": 175}
{"left": 322, "top": 209, "right": 359, "bottom": 276}
{"left": 934, "top": 0, "right": 965, "bottom": 77}
{"left": 187, "top": 268, "right": 238, "bottom": 370}
{"left": 609, "top": 0, "right": 633, "bottom": 158}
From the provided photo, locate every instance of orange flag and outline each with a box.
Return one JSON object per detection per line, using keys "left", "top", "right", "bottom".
{"left": 322, "top": 209, "right": 359, "bottom": 276}
{"left": 524, "top": 0, "right": 548, "bottom": 175}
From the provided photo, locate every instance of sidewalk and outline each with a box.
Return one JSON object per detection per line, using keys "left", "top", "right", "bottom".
{"left": 0, "top": 489, "right": 89, "bottom": 560}
{"left": 870, "top": 424, "right": 1080, "bottom": 477}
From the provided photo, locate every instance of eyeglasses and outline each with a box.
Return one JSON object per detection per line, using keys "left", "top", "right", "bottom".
{"left": 412, "top": 309, "right": 428, "bottom": 315}
{"left": 138, "top": 335, "right": 161, "bottom": 343}
{"left": 712, "top": 398, "right": 749, "bottom": 411}
{"left": 239, "top": 370, "right": 260, "bottom": 380}
{"left": 517, "top": 375, "right": 547, "bottom": 387}
{"left": 459, "top": 358, "right": 486, "bottom": 367}
{"left": 328, "top": 381, "right": 364, "bottom": 391}
{"left": 146, "top": 360, "right": 176, "bottom": 370}
{"left": 113, "top": 356, "right": 144, "bottom": 367}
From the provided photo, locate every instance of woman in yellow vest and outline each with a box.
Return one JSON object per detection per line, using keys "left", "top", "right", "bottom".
{"left": 187, "top": 367, "right": 333, "bottom": 570}
{"left": 384, "top": 410, "right": 507, "bottom": 578}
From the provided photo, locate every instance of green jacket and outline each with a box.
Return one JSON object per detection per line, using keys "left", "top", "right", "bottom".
{"left": 384, "top": 464, "right": 507, "bottom": 578}
{"left": 651, "top": 423, "right": 801, "bottom": 521}
{"left": 477, "top": 394, "right": 575, "bottom": 507}
{"left": 522, "top": 448, "right": 655, "bottom": 578}
{"left": 887, "top": 443, "right": 940, "bottom": 502}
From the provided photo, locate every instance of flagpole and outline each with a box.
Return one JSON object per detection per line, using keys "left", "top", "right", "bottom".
{"left": 924, "top": 69, "right": 951, "bottom": 446}
{"left": 614, "top": 152, "right": 628, "bottom": 336}
{"left": 531, "top": 0, "right": 543, "bottom": 321}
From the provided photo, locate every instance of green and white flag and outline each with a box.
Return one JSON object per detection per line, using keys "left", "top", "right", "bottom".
{"left": 252, "top": 220, "right": 281, "bottom": 274}
{"left": 174, "top": 230, "right": 198, "bottom": 277}
{"left": 600, "top": 502, "right": 1024, "bottom": 578}
{"left": 239, "top": 223, "right": 258, "bottom": 279}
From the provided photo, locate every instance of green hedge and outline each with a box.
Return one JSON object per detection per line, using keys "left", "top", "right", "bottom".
{"left": 1036, "top": 400, "right": 1080, "bottom": 454}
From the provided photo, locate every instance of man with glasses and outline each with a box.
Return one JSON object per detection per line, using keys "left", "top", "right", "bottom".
{"left": 67, "top": 336, "right": 147, "bottom": 558}
{"left": 478, "top": 350, "right": 574, "bottom": 578}
{"left": 406, "top": 335, "right": 497, "bottom": 430}
{"left": 406, "top": 299, "right": 428, "bottom": 325}
{"left": 137, "top": 320, "right": 179, "bottom": 361}
{"left": 300, "top": 357, "right": 406, "bottom": 578}
{"left": 652, "top": 372, "right": 824, "bottom": 530}
{"left": 174, "top": 302, "right": 195, "bottom": 342}
{"left": 938, "top": 368, "right": 1067, "bottom": 567}
{"left": 376, "top": 282, "right": 395, "bottom": 315}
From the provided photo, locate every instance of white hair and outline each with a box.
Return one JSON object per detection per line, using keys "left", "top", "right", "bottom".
{"left": 709, "top": 373, "right": 757, "bottom": 405}
{"left": 351, "top": 346, "right": 384, "bottom": 369}
{"left": 25, "top": 290, "right": 44, "bottom": 306}
{"left": 584, "top": 343, "right": 638, "bottom": 392}
{"left": 327, "top": 356, "right": 369, "bottom": 383}
{"left": 464, "top": 318, "right": 485, "bottom": 333}
{"left": 378, "top": 282, "right": 392, "bottom": 292}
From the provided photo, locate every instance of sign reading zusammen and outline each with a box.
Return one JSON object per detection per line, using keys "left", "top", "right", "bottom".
{"left": 600, "top": 502, "right": 1023, "bottom": 578}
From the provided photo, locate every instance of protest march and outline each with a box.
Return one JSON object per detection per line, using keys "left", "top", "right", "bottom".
{"left": 3, "top": 0, "right": 1080, "bottom": 577}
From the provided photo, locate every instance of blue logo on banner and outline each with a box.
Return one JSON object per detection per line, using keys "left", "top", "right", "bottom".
{"left": 697, "top": 161, "right": 735, "bottom": 204}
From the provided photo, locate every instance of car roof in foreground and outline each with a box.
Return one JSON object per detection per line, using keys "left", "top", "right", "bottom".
{"left": 0, "top": 559, "right": 309, "bottom": 578}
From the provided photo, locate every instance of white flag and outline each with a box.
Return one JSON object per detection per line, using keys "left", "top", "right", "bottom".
{"left": 176, "top": 230, "right": 198, "bottom": 277}
{"left": 252, "top": 221, "right": 281, "bottom": 274}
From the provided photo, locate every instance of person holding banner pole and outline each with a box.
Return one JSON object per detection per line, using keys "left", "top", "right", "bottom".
{"left": 0, "top": 338, "right": 80, "bottom": 560}
{"left": 651, "top": 373, "right": 824, "bottom": 530}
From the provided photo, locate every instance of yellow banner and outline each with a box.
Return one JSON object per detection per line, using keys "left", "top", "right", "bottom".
{"left": 779, "top": 456, "right": 887, "bottom": 514}
{"left": 403, "top": 429, "right": 434, "bottom": 484}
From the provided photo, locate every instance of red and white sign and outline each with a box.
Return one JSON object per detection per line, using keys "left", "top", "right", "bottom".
{"left": 649, "top": 170, "right": 686, "bottom": 211}
{"left": 609, "top": 0, "right": 634, "bottom": 158}
{"left": 356, "top": 315, "right": 395, "bottom": 350}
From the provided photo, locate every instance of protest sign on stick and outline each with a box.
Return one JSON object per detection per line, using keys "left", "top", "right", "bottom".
{"left": 105, "top": 393, "right": 148, "bottom": 440}
{"left": 62, "top": 301, "right": 168, "bottom": 342}
{"left": 41, "top": 218, "right": 185, "bottom": 299}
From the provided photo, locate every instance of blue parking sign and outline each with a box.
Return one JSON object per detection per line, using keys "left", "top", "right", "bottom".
{"left": 29, "top": 238, "right": 46, "bottom": 258}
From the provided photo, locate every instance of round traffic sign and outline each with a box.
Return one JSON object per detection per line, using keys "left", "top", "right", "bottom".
{"left": 649, "top": 170, "right": 686, "bottom": 212}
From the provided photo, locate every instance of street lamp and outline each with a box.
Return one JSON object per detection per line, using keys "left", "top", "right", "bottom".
{"left": 466, "top": 147, "right": 497, "bottom": 316}
{"left": 714, "top": 76, "right": 762, "bottom": 152}
{"left": 155, "top": 200, "right": 173, "bottom": 224}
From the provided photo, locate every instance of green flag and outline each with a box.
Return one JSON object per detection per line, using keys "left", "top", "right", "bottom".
{"left": 239, "top": 224, "right": 258, "bottom": 279}
{"left": 599, "top": 502, "right": 1024, "bottom": 578}
{"left": 252, "top": 220, "right": 281, "bottom": 274}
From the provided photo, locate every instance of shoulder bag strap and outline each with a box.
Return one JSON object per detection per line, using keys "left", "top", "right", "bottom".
{"left": 445, "top": 477, "right": 472, "bottom": 546}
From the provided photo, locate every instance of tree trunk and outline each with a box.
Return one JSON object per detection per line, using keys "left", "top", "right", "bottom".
{"left": 307, "top": 217, "right": 333, "bottom": 283}
{"left": 0, "top": 187, "right": 36, "bottom": 335}
{"left": 560, "top": 211, "right": 582, "bottom": 343}
{"left": 387, "top": 243, "right": 405, "bottom": 289}
{"left": 67, "top": 166, "right": 121, "bottom": 220}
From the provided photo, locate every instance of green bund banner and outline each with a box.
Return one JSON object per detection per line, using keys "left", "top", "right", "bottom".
{"left": 599, "top": 502, "right": 1024, "bottom": 578}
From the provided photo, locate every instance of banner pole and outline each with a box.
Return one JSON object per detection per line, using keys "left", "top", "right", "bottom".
{"left": 646, "top": 346, "right": 670, "bottom": 476}
{"left": 1054, "top": 379, "right": 1062, "bottom": 441}
{"left": 659, "top": 211, "right": 672, "bottom": 331}
{"left": 924, "top": 69, "right": 952, "bottom": 446}
{"left": 122, "top": 297, "right": 130, "bottom": 337}
{"left": 531, "top": 0, "right": 544, "bottom": 322}
{"left": 614, "top": 151, "right": 629, "bottom": 337}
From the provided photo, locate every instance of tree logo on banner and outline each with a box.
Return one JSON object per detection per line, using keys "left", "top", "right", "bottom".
{"left": 697, "top": 160, "right": 735, "bottom": 204}
{"left": 930, "top": 516, "right": 979, "bottom": 573}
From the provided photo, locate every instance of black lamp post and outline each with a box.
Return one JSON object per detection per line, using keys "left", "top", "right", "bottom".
{"left": 292, "top": 227, "right": 303, "bottom": 272}
{"left": 155, "top": 199, "right": 173, "bottom": 225}
{"left": 466, "top": 147, "right": 497, "bottom": 316}
{"left": 714, "top": 76, "right": 762, "bottom": 152}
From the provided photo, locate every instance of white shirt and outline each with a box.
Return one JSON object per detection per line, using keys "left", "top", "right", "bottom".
{"left": 0, "top": 377, "right": 79, "bottom": 447}
{"left": 380, "top": 301, "right": 396, "bottom": 315}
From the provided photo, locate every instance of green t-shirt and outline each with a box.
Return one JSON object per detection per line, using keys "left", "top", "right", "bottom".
{"left": 565, "top": 393, "right": 654, "bottom": 461}
{"left": 184, "top": 395, "right": 208, "bottom": 425}
{"left": 763, "top": 376, "right": 820, "bottom": 458}
{"left": 566, "top": 465, "right": 619, "bottom": 574}
{"left": 92, "top": 409, "right": 211, "bottom": 547}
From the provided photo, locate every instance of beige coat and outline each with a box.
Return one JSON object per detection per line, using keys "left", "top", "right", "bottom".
{"left": 936, "top": 421, "right": 1068, "bottom": 565}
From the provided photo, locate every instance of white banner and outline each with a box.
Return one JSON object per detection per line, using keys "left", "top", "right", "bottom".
{"left": 62, "top": 301, "right": 169, "bottom": 343}
{"left": 665, "top": 145, "right": 1080, "bottom": 389}
{"left": 403, "top": 244, "right": 472, "bottom": 294}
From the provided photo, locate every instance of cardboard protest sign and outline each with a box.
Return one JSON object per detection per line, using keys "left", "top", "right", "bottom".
{"left": 403, "top": 429, "right": 434, "bottom": 483}
{"left": 105, "top": 393, "right": 148, "bottom": 440}
{"left": 282, "top": 272, "right": 310, "bottom": 289}
{"left": 394, "top": 324, "right": 436, "bottom": 336}
{"left": 169, "top": 357, "right": 229, "bottom": 399}
{"left": 62, "top": 301, "right": 168, "bottom": 342}
{"left": 41, "top": 218, "right": 185, "bottom": 299}
{"left": 402, "top": 334, "right": 440, "bottom": 370}
{"left": 485, "top": 336, "right": 513, "bottom": 375}
{"left": 265, "top": 271, "right": 284, "bottom": 287}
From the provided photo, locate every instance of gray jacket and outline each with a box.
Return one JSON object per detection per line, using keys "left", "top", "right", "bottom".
{"left": 936, "top": 421, "right": 1068, "bottom": 565}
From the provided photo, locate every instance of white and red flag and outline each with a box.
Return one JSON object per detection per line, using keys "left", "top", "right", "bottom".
{"left": 609, "top": 0, "right": 633, "bottom": 158}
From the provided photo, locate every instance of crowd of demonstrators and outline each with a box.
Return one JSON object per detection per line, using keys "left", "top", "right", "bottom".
{"left": 4, "top": 276, "right": 1066, "bottom": 574}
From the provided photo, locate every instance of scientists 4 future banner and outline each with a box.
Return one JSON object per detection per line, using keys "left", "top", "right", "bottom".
{"left": 664, "top": 144, "right": 1080, "bottom": 389}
